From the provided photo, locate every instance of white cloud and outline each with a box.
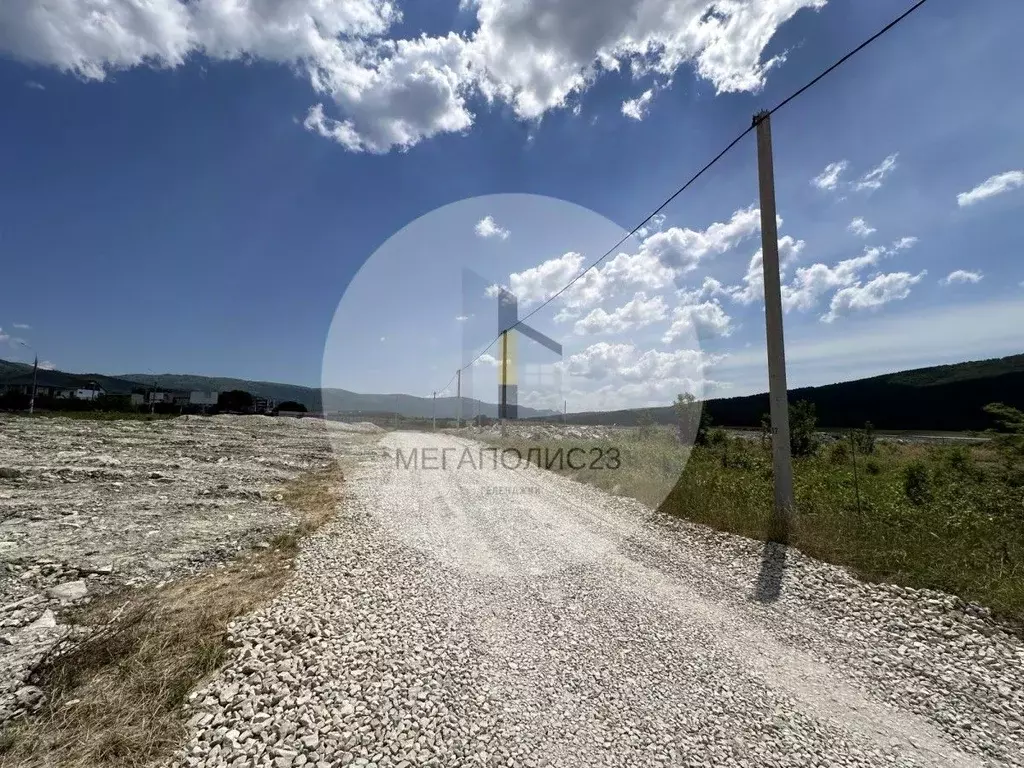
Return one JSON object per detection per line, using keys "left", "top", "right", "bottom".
{"left": 847, "top": 217, "right": 875, "bottom": 238}
{"left": 940, "top": 269, "right": 983, "bottom": 286}
{"left": 0, "top": 0, "right": 828, "bottom": 153}
{"left": 821, "top": 270, "right": 926, "bottom": 323}
{"left": 956, "top": 171, "right": 1024, "bottom": 207}
{"left": 852, "top": 153, "right": 898, "bottom": 192}
{"left": 728, "top": 235, "right": 806, "bottom": 305}
{"left": 891, "top": 236, "right": 918, "bottom": 251}
{"left": 573, "top": 292, "right": 667, "bottom": 335}
{"left": 12, "top": 323, "right": 31, "bottom": 330}
{"left": 661, "top": 300, "right": 733, "bottom": 344}
{"left": 621, "top": 89, "right": 654, "bottom": 121}
{"left": 0, "top": 329, "right": 7, "bottom": 344}
{"left": 474, "top": 353, "right": 500, "bottom": 367}
{"left": 811, "top": 160, "right": 847, "bottom": 191}
{"left": 455, "top": 314, "right": 470, "bottom": 322}
{"left": 635, "top": 213, "right": 666, "bottom": 240}
{"left": 25, "top": 80, "right": 45, "bottom": 90}
{"left": 39, "top": 360, "right": 56, "bottom": 371}
{"left": 782, "top": 247, "right": 885, "bottom": 313}
{"left": 565, "top": 342, "right": 719, "bottom": 385}
{"left": 635, "top": 204, "right": 763, "bottom": 276}
{"left": 475, "top": 215, "right": 510, "bottom": 240}
{"left": 507, "top": 252, "right": 586, "bottom": 305}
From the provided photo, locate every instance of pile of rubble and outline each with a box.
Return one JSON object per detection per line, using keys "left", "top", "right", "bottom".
{"left": 0, "top": 413, "right": 372, "bottom": 726}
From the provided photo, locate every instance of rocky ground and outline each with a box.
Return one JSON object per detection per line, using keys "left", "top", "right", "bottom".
{"left": 171, "top": 431, "right": 1023, "bottom": 768}
{"left": 0, "top": 414, "right": 380, "bottom": 727}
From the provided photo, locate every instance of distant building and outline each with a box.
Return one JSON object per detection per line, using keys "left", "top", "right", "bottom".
{"left": 190, "top": 391, "right": 218, "bottom": 406}
{"left": 252, "top": 397, "right": 276, "bottom": 415}
{"left": 73, "top": 386, "right": 104, "bottom": 401}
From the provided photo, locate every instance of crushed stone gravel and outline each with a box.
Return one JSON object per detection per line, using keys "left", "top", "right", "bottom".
{"left": 171, "top": 431, "right": 1023, "bottom": 767}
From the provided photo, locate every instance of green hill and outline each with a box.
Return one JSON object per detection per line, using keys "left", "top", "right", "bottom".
{"left": 549, "top": 353, "right": 1024, "bottom": 432}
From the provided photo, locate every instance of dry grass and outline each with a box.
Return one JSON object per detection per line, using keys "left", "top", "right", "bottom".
{"left": 0, "top": 461, "right": 344, "bottom": 768}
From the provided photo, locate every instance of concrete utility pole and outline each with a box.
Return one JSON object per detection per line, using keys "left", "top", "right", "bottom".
{"left": 456, "top": 369, "right": 461, "bottom": 428}
{"left": 754, "top": 110, "right": 795, "bottom": 520}
{"left": 432, "top": 391, "right": 436, "bottom": 431}
{"left": 29, "top": 356, "right": 38, "bottom": 415}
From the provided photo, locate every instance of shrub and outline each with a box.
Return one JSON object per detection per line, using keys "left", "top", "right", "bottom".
{"left": 852, "top": 422, "right": 876, "bottom": 455}
{"left": 829, "top": 441, "right": 850, "bottom": 465}
{"left": 903, "top": 461, "right": 932, "bottom": 505}
{"left": 865, "top": 458, "right": 881, "bottom": 475}
{"left": 789, "top": 400, "right": 820, "bottom": 457}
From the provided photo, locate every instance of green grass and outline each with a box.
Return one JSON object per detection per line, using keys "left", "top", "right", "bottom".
{"left": 486, "top": 429, "right": 1024, "bottom": 623}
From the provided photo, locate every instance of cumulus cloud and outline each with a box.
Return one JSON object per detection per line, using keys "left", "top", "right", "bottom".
{"left": 573, "top": 292, "right": 667, "bottom": 335}
{"left": 475, "top": 215, "right": 510, "bottom": 240}
{"left": 506, "top": 252, "right": 586, "bottom": 305}
{"left": 727, "top": 235, "right": 805, "bottom": 306}
{"left": 565, "top": 342, "right": 718, "bottom": 385}
{"left": 811, "top": 160, "right": 848, "bottom": 190}
{"left": 957, "top": 171, "right": 1024, "bottom": 207}
{"left": 847, "top": 217, "right": 875, "bottom": 238}
{"left": 661, "top": 301, "right": 733, "bottom": 344}
{"left": 852, "top": 153, "right": 898, "bottom": 192}
{"left": 635, "top": 213, "right": 667, "bottom": 240}
{"left": 621, "top": 89, "right": 654, "bottom": 121}
{"left": 39, "top": 360, "right": 56, "bottom": 371}
{"left": 12, "top": 323, "right": 31, "bottom": 330}
{"left": 0, "top": 0, "right": 828, "bottom": 153}
{"left": 940, "top": 269, "right": 983, "bottom": 286}
{"left": 822, "top": 270, "right": 926, "bottom": 323}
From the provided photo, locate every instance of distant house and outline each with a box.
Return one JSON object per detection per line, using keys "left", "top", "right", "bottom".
{"left": 130, "top": 393, "right": 145, "bottom": 406}
{"left": 73, "top": 385, "right": 105, "bottom": 401}
{"left": 190, "top": 391, "right": 218, "bottom": 406}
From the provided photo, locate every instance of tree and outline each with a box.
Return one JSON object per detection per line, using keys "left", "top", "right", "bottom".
{"left": 636, "top": 409, "right": 656, "bottom": 440}
{"left": 275, "top": 401, "right": 307, "bottom": 414}
{"left": 674, "top": 392, "right": 711, "bottom": 446}
{"left": 218, "top": 390, "right": 254, "bottom": 413}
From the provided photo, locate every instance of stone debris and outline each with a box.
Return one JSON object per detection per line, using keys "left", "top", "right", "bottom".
{"left": 0, "top": 413, "right": 374, "bottom": 726}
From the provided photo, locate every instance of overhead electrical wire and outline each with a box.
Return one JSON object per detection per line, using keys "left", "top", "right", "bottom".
{"left": 433, "top": 0, "right": 933, "bottom": 397}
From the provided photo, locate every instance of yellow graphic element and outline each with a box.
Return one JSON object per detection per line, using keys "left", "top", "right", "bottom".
{"left": 499, "top": 330, "right": 518, "bottom": 386}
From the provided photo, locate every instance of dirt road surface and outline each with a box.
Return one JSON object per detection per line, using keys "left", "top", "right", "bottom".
{"left": 171, "top": 430, "right": 1023, "bottom": 767}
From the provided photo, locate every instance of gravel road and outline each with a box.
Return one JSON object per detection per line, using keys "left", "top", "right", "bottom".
{"left": 174, "top": 431, "right": 1024, "bottom": 768}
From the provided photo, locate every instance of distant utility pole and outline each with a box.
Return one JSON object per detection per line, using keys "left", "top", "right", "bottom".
{"left": 29, "top": 356, "right": 38, "bottom": 415}
{"left": 394, "top": 394, "right": 399, "bottom": 430}
{"left": 754, "top": 110, "right": 795, "bottom": 521}
{"left": 432, "top": 391, "right": 436, "bottom": 431}
{"left": 563, "top": 399, "right": 567, "bottom": 425}
{"left": 456, "top": 369, "right": 461, "bottom": 428}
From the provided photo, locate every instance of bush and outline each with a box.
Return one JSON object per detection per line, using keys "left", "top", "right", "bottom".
{"left": 829, "top": 441, "right": 849, "bottom": 465}
{"left": 789, "top": 400, "right": 819, "bottom": 457}
{"left": 852, "top": 422, "right": 876, "bottom": 455}
{"left": 275, "top": 401, "right": 307, "bottom": 414}
{"left": 707, "top": 427, "right": 728, "bottom": 446}
{"left": 903, "top": 461, "right": 932, "bottom": 505}
{"left": 864, "top": 458, "right": 881, "bottom": 475}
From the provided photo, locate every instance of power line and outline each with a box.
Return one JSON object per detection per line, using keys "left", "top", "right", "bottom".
{"left": 436, "top": 0, "right": 933, "bottom": 393}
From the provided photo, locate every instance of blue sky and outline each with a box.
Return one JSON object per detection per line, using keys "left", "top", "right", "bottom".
{"left": 1, "top": 0, "right": 1022, "bottom": 410}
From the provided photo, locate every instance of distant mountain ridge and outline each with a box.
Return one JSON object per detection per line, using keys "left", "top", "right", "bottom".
{"left": 2, "top": 353, "right": 1022, "bottom": 429}
{"left": 0, "top": 362, "right": 555, "bottom": 419}
{"left": 551, "top": 354, "right": 1024, "bottom": 432}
